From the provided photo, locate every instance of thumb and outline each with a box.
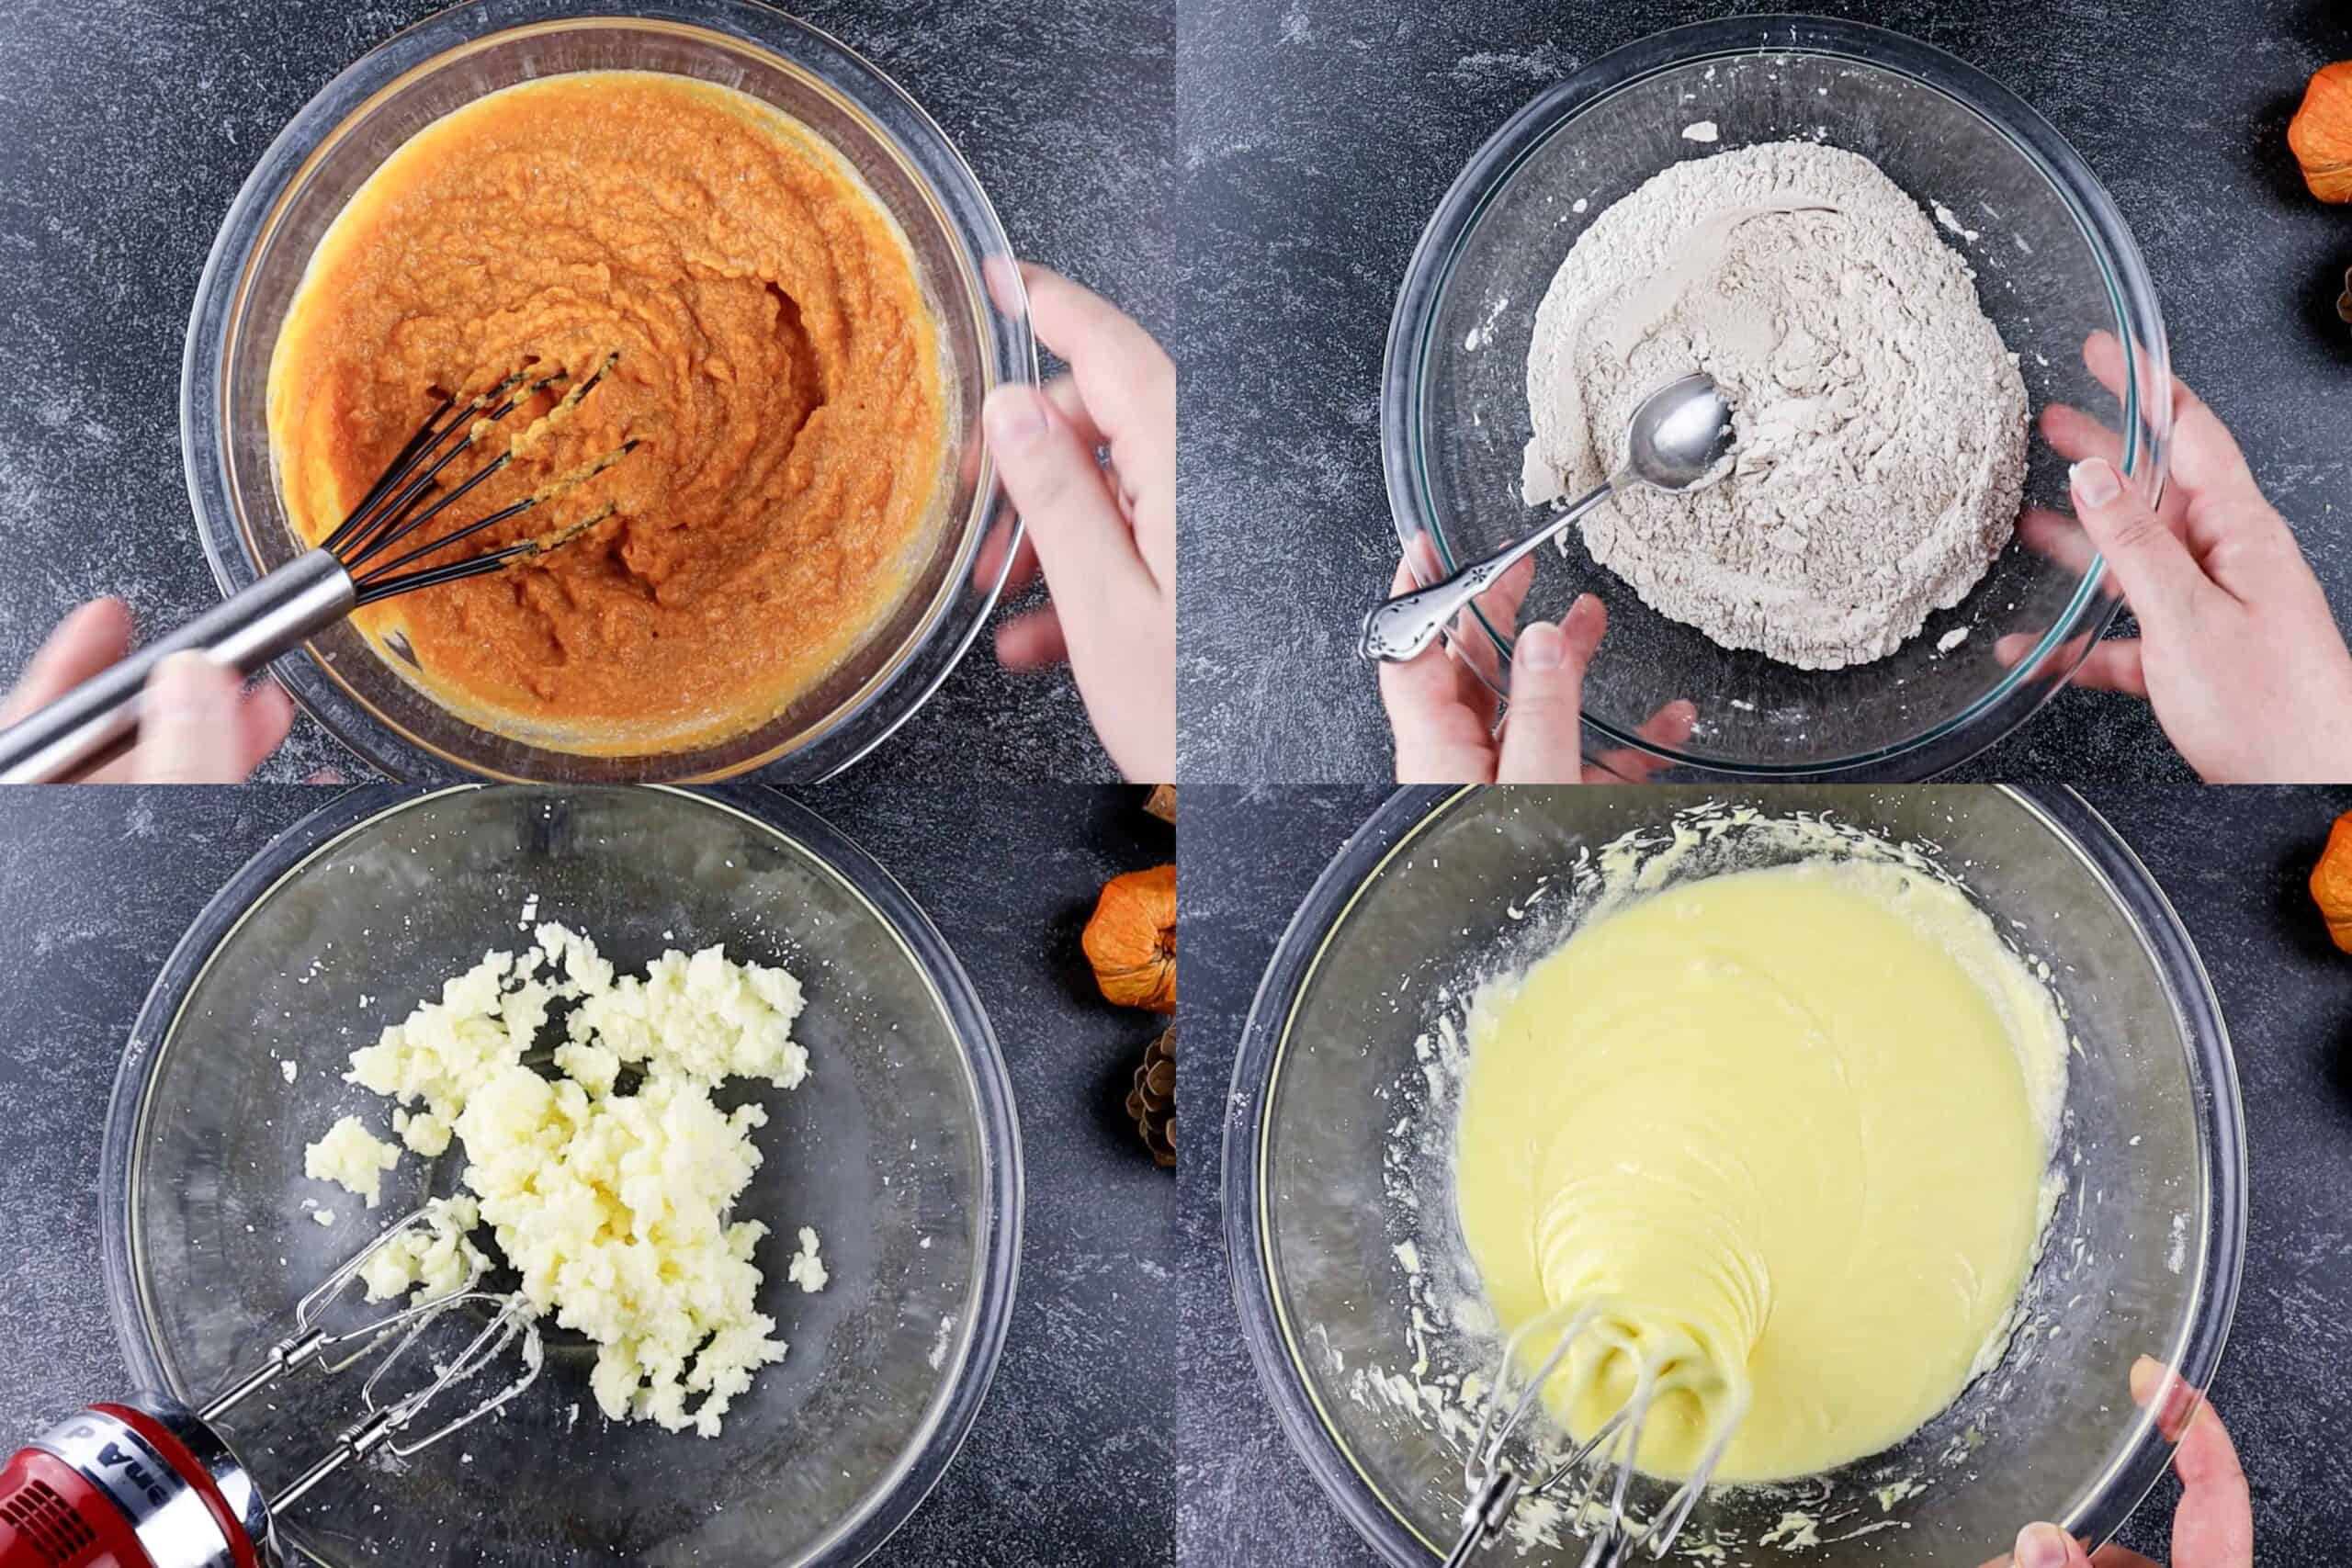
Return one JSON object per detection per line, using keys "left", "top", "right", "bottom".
{"left": 2069, "top": 457, "right": 2208, "bottom": 632}
{"left": 983, "top": 384, "right": 1154, "bottom": 604}
{"left": 1496, "top": 596, "right": 1604, "bottom": 783}
{"left": 2130, "top": 1357, "right": 2252, "bottom": 1568}
{"left": 138, "top": 654, "right": 252, "bottom": 784}
{"left": 2010, "top": 1522, "right": 2095, "bottom": 1568}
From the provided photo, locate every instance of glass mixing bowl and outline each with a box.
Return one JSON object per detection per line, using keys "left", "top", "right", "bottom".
{"left": 183, "top": 0, "right": 1035, "bottom": 783}
{"left": 1383, "top": 17, "right": 2172, "bottom": 780}
{"left": 99, "top": 784, "right": 1022, "bottom": 1567}
{"left": 1224, "top": 786, "right": 2243, "bottom": 1565}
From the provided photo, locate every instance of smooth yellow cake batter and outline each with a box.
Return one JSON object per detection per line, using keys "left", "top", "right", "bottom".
{"left": 1454, "top": 857, "right": 2066, "bottom": 1484}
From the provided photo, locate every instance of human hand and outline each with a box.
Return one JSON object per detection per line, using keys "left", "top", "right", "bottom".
{"left": 981, "top": 263, "right": 1174, "bottom": 782}
{"left": 1998, "top": 332, "right": 2352, "bottom": 783}
{"left": 1, "top": 598, "right": 294, "bottom": 783}
{"left": 1981, "top": 1356, "right": 2249, "bottom": 1568}
{"left": 1376, "top": 547, "right": 1696, "bottom": 783}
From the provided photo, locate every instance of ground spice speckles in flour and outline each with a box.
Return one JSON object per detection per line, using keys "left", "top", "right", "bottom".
{"left": 1521, "top": 141, "right": 2028, "bottom": 669}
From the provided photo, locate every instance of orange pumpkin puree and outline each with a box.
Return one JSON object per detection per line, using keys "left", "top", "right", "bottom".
{"left": 268, "top": 72, "right": 947, "bottom": 753}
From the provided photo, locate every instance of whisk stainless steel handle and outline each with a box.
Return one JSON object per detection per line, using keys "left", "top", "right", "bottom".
{"left": 0, "top": 550, "right": 354, "bottom": 784}
{"left": 0, "top": 355, "right": 634, "bottom": 784}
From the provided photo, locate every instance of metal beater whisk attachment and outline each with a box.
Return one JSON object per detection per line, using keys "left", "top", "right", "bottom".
{"left": 2, "top": 1207, "right": 543, "bottom": 1568}
{"left": 198, "top": 1204, "right": 544, "bottom": 1493}
{"left": 1442, "top": 1302, "right": 1741, "bottom": 1568}
{"left": 0, "top": 354, "right": 636, "bottom": 782}
{"left": 257, "top": 1260, "right": 543, "bottom": 1512}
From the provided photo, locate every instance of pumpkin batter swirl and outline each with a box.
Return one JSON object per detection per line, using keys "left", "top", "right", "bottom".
{"left": 269, "top": 71, "right": 947, "bottom": 751}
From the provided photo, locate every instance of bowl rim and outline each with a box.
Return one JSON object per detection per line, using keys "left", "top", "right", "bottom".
{"left": 1219, "top": 784, "right": 2244, "bottom": 1565}
{"left": 97, "top": 781, "right": 1026, "bottom": 1568}
{"left": 1378, "top": 14, "right": 2174, "bottom": 782}
{"left": 181, "top": 0, "right": 1038, "bottom": 784}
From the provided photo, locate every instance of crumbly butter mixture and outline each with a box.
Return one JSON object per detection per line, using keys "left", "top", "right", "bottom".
{"left": 305, "top": 1116, "right": 399, "bottom": 1208}
{"left": 1521, "top": 141, "right": 2027, "bottom": 668}
{"left": 356, "top": 1196, "right": 486, "bottom": 1303}
{"left": 304, "top": 923, "right": 820, "bottom": 1438}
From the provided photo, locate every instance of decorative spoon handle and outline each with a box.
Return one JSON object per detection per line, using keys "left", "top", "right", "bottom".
{"left": 1357, "top": 475, "right": 1618, "bottom": 662}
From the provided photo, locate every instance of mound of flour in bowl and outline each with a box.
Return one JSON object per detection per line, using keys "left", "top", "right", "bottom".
{"left": 1521, "top": 141, "right": 2028, "bottom": 669}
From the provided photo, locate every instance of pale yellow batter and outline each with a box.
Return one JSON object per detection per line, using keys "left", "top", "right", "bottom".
{"left": 1454, "top": 857, "right": 2066, "bottom": 1484}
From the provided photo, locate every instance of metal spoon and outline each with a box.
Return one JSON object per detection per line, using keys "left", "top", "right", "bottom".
{"left": 1357, "top": 373, "right": 1736, "bottom": 663}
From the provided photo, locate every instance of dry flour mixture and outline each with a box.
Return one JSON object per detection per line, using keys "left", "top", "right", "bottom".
{"left": 1521, "top": 141, "right": 2028, "bottom": 669}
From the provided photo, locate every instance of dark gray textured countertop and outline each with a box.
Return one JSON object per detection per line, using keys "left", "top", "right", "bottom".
{"left": 1178, "top": 784, "right": 2352, "bottom": 1562}
{"left": 0, "top": 0, "right": 1172, "bottom": 784}
{"left": 0, "top": 781, "right": 1175, "bottom": 1566}
{"left": 1174, "top": 0, "right": 2352, "bottom": 784}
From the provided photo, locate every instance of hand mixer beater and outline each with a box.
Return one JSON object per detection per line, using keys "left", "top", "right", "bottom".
{"left": 1442, "top": 1300, "right": 1747, "bottom": 1568}
{"left": 0, "top": 355, "right": 638, "bottom": 783}
{"left": 0, "top": 1207, "right": 542, "bottom": 1568}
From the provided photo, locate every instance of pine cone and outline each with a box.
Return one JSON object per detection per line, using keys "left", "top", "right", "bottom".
{"left": 1126, "top": 1027, "right": 1175, "bottom": 1168}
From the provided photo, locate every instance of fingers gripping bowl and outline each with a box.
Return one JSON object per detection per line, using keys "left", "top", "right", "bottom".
{"left": 1223, "top": 786, "right": 2243, "bottom": 1565}
{"left": 1384, "top": 17, "right": 2173, "bottom": 780}
{"left": 100, "top": 785, "right": 1021, "bottom": 1567}
{"left": 184, "top": 0, "right": 1036, "bottom": 783}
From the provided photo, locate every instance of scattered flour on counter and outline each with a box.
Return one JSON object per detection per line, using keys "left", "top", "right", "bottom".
{"left": 1521, "top": 141, "right": 2028, "bottom": 668}
{"left": 1937, "top": 626, "right": 1972, "bottom": 654}
{"left": 1681, "top": 119, "right": 1721, "bottom": 142}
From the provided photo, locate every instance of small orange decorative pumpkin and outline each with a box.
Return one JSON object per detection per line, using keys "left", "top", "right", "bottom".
{"left": 2312, "top": 811, "right": 2352, "bottom": 953}
{"left": 1084, "top": 864, "right": 1177, "bottom": 1014}
{"left": 2289, "top": 62, "right": 2352, "bottom": 203}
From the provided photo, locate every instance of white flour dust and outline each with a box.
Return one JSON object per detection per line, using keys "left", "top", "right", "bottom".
{"left": 1521, "top": 141, "right": 2027, "bottom": 669}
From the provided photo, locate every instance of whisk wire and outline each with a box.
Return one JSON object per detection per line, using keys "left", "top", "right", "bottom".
{"left": 225, "top": 1212, "right": 546, "bottom": 1517}
{"left": 340, "top": 370, "right": 560, "bottom": 564}
{"left": 356, "top": 436, "right": 639, "bottom": 587}
{"left": 337, "top": 389, "right": 457, "bottom": 528}
{"left": 321, "top": 371, "right": 526, "bottom": 557}
{"left": 343, "top": 450, "right": 514, "bottom": 570}
{"left": 353, "top": 501, "right": 621, "bottom": 606}
{"left": 329, "top": 351, "right": 631, "bottom": 597}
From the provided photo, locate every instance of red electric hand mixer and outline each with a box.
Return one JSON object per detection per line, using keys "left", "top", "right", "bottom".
{"left": 0, "top": 1208, "right": 542, "bottom": 1568}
